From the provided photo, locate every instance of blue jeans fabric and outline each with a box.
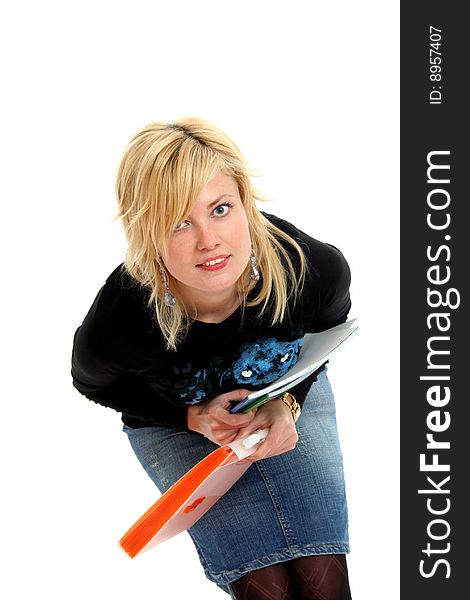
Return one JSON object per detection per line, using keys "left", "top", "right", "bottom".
{"left": 123, "top": 367, "right": 349, "bottom": 594}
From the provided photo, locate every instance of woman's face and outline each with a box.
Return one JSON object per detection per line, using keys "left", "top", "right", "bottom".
{"left": 161, "top": 171, "right": 252, "bottom": 306}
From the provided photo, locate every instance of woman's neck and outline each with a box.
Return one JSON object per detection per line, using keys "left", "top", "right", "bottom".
{"left": 177, "top": 283, "right": 253, "bottom": 324}
{"left": 191, "top": 291, "right": 243, "bottom": 323}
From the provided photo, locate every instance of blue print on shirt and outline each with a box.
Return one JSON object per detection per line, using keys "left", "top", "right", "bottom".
{"left": 156, "top": 336, "right": 304, "bottom": 405}
{"left": 221, "top": 337, "right": 303, "bottom": 387}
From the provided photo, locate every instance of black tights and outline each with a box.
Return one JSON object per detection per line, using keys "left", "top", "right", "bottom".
{"left": 227, "top": 554, "right": 352, "bottom": 600}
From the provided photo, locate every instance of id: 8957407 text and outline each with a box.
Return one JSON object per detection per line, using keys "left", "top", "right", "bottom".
{"left": 429, "top": 26, "right": 442, "bottom": 105}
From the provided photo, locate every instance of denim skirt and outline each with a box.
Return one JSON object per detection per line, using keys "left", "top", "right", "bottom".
{"left": 123, "top": 367, "right": 349, "bottom": 595}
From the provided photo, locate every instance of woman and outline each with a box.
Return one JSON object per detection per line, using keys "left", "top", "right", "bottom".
{"left": 71, "top": 117, "right": 353, "bottom": 599}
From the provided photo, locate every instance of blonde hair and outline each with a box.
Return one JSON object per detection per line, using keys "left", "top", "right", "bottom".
{"left": 115, "top": 117, "right": 307, "bottom": 350}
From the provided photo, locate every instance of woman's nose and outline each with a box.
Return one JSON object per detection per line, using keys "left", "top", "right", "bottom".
{"left": 196, "top": 224, "right": 220, "bottom": 251}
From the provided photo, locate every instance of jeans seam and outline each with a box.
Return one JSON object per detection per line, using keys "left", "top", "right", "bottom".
{"left": 255, "top": 460, "right": 298, "bottom": 550}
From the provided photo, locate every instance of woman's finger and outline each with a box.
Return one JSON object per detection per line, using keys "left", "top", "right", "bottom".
{"left": 239, "top": 419, "right": 298, "bottom": 461}
{"left": 215, "top": 406, "right": 257, "bottom": 427}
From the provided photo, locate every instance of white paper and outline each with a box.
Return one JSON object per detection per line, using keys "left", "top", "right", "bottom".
{"left": 245, "top": 319, "right": 358, "bottom": 402}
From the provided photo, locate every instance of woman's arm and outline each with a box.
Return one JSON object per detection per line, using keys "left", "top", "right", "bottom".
{"left": 72, "top": 365, "right": 189, "bottom": 429}
{"left": 71, "top": 321, "right": 190, "bottom": 429}
{"left": 72, "top": 324, "right": 258, "bottom": 433}
{"left": 261, "top": 212, "right": 352, "bottom": 332}
{"left": 307, "top": 242, "right": 352, "bottom": 332}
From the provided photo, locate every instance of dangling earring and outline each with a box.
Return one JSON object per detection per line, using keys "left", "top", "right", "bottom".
{"left": 250, "top": 250, "right": 260, "bottom": 281}
{"left": 159, "top": 264, "right": 176, "bottom": 308}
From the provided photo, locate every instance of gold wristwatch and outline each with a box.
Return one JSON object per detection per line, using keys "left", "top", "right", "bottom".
{"left": 279, "top": 392, "right": 301, "bottom": 423}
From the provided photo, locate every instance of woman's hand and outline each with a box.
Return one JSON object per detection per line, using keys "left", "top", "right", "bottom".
{"left": 187, "top": 389, "right": 258, "bottom": 446}
{"left": 234, "top": 398, "right": 298, "bottom": 462}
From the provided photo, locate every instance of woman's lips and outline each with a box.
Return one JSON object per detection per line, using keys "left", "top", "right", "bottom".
{"left": 196, "top": 255, "right": 230, "bottom": 271}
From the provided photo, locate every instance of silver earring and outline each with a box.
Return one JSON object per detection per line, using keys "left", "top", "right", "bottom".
{"left": 159, "top": 265, "right": 176, "bottom": 308}
{"left": 250, "top": 250, "right": 260, "bottom": 281}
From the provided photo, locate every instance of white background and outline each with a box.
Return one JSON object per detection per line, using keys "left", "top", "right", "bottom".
{"left": 1, "top": 1, "right": 399, "bottom": 598}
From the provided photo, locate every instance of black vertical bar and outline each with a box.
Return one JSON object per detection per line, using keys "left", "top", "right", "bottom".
{"left": 401, "top": 3, "right": 468, "bottom": 598}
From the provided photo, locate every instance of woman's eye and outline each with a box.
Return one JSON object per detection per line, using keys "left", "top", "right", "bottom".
{"left": 213, "top": 203, "right": 232, "bottom": 217}
{"left": 174, "top": 221, "right": 188, "bottom": 232}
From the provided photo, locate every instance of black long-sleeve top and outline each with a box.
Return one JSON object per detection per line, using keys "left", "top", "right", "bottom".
{"left": 71, "top": 213, "right": 351, "bottom": 430}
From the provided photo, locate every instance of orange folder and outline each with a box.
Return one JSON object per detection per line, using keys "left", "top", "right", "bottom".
{"left": 119, "top": 429, "right": 269, "bottom": 558}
